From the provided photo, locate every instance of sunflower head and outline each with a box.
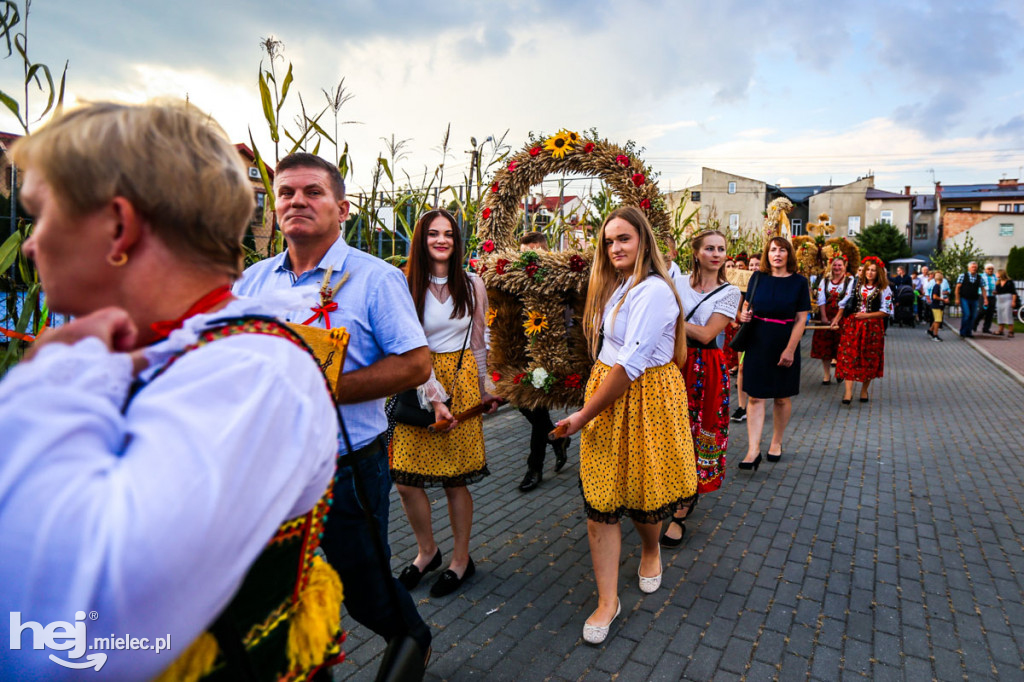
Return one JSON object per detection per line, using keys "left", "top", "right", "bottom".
{"left": 544, "top": 132, "right": 572, "bottom": 159}
{"left": 562, "top": 129, "right": 580, "bottom": 145}
{"left": 523, "top": 310, "right": 549, "bottom": 336}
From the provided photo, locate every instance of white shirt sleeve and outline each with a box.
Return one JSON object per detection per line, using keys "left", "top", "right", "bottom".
{"left": 880, "top": 288, "right": 894, "bottom": 316}
{"left": 615, "top": 280, "right": 679, "bottom": 381}
{"left": 836, "top": 278, "right": 854, "bottom": 309}
{"left": 0, "top": 334, "right": 337, "bottom": 680}
{"left": 816, "top": 280, "right": 827, "bottom": 307}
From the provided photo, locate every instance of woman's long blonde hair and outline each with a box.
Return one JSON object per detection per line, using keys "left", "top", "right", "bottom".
{"left": 582, "top": 206, "right": 687, "bottom": 366}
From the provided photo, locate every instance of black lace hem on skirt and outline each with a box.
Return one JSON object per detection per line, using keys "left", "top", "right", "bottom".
{"left": 391, "top": 465, "right": 490, "bottom": 489}
{"left": 581, "top": 482, "right": 697, "bottom": 525}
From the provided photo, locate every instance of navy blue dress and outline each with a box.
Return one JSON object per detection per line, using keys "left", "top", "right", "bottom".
{"left": 742, "top": 272, "right": 811, "bottom": 399}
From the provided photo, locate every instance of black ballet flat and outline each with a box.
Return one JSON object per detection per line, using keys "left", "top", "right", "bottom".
{"left": 430, "top": 557, "right": 475, "bottom": 597}
{"left": 738, "top": 454, "right": 762, "bottom": 471}
{"left": 659, "top": 517, "right": 686, "bottom": 548}
{"left": 766, "top": 452, "right": 782, "bottom": 463}
{"left": 397, "top": 548, "right": 442, "bottom": 590}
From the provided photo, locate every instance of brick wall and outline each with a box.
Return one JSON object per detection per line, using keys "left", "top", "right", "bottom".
{"left": 942, "top": 211, "right": 999, "bottom": 239}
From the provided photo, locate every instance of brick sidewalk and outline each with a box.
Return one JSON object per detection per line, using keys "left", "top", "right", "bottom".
{"left": 968, "top": 333, "right": 1024, "bottom": 384}
{"left": 331, "top": 326, "right": 1024, "bottom": 681}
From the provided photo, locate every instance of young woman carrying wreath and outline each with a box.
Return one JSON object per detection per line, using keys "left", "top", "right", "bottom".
{"left": 556, "top": 207, "right": 698, "bottom": 645}
{"left": 661, "top": 229, "right": 740, "bottom": 547}
{"left": 391, "top": 209, "right": 501, "bottom": 598}
{"left": 836, "top": 256, "right": 892, "bottom": 404}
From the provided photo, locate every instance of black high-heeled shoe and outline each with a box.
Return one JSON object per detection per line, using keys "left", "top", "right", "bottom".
{"left": 397, "top": 547, "right": 442, "bottom": 590}
{"left": 842, "top": 397, "right": 852, "bottom": 405}
{"left": 766, "top": 451, "right": 782, "bottom": 463}
{"left": 738, "top": 453, "right": 761, "bottom": 471}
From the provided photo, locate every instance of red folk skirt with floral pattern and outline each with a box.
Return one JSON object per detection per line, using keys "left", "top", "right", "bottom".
{"left": 836, "top": 316, "right": 886, "bottom": 382}
{"left": 723, "top": 325, "right": 739, "bottom": 369}
{"left": 682, "top": 346, "right": 730, "bottom": 493}
{"left": 810, "top": 298, "right": 842, "bottom": 360}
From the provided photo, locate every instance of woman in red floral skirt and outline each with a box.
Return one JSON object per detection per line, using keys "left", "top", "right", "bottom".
{"left": 836, "top": 257, "right": 893, "bottom": 404}
{"left": 811, "top": 255, "right": 854, "bottom": 384}
{"left": 661, "top": 229, "right": 741, "bottom": 547}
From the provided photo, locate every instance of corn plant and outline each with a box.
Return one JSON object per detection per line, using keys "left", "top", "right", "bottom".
{"left": 0, "top": 0, "right": 67, "bottom": 376}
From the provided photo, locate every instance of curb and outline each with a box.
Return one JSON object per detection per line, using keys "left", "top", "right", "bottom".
{"left": 943, "top": 320, "right": 1024, "bottom": 389}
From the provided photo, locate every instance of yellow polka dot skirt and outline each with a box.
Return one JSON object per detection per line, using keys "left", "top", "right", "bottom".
{"left": 391, "top": 350, "right": 489, "bottom": 488}
{"left": 580, "top": 361, "right": 698, "bottom": 524}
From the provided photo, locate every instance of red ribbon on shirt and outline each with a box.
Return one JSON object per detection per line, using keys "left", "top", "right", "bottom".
{"left": 302, "top": 301, "right": 338, "bottom": 329}
{"left": 150, "top": 285, "right": 234, "bottom": 341}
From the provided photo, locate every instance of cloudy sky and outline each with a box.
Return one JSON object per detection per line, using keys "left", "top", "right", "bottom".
{"left": 2, "top": 0, "right": 1023, "bottom": 198}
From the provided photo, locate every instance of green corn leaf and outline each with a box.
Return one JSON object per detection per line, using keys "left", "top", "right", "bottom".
{"left": 338, "top": 142, "right": 350, "bottom": 179}
{"left": 379, "top": 157, "right": 393, "bottom": 184}
{"left": 258, "top": 71, "right": 276, "bottom": 138}
{"left": 0, "top": 229, "right": 22, "bottom": 272}
{"left": 0, "top": 88, "right": 24, "bottom": 128}
{"left": 26, "top": 62, "right": 56, "bottom": 119}
{"left": 0, "top": 282, "right": 39, "bottom": 375}
{"left": 53, "top": 61, "right": 67, "bottom": 117}
{"left": 279, "top": 63, "right": 293, "bottom": 110}
{"left": 248, "top": 130, "right": 275, "bottom": 211}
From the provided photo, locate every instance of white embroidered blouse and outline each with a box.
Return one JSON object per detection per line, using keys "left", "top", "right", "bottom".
{"left": 597, "top": 275, "right": 679, "bottom": 381}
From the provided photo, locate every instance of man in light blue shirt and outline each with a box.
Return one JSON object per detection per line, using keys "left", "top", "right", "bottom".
{"left": 974, "top": 262, "right": 998, "bottom": 334}
{"left": 234, "top": 153, "right": 433, "bottom": 659}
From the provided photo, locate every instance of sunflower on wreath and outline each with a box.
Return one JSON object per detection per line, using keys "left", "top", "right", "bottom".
{"left": 544, "top": 131, "right": 574, "bottom": 159}
{"left": 523, "top": 311, "right": 548, "bottom": 337}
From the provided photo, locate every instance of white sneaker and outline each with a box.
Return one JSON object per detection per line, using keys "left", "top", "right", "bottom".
{"left": 582, "top": 599, "right": 621, "bottom": 645}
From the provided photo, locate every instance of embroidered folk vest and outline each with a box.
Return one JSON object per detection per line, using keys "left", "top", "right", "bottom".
{"left": 135, "top": 317, "right": 345, "bottom": 682}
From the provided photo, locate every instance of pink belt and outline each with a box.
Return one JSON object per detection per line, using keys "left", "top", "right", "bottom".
{"left": 754, "top": 315, "right": 794, "bottom": 324}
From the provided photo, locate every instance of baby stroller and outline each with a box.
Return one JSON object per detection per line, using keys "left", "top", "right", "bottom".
{"left": 893, "top": 284, "right": 917, "bottom": 327}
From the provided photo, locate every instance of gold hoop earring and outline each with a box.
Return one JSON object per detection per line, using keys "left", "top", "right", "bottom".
{"left": 108, "top": 252, "right": 128, "bottom": 267}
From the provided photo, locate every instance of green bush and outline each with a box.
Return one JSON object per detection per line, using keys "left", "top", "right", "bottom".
{"left": 929, "top": 233, "right": 985, "bottom": 282}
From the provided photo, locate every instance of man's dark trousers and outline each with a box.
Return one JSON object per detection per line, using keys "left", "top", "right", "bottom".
{"left": 519, "top": 407, "right": 555, "bottom": 472}
{"left": 320, "top": 437, "right": 432, "bottom": 653}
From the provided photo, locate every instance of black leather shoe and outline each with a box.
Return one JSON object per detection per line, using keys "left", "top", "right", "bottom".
{"left": 519, "top": 469, "right": 542, "bottom": 492}
{"left": 553, "top": 437, "right": 570, "bottom": 473}
{"left": 766, "top": 452, "right": 782, "bottom": 463}
{"left": 659, "top": 517, "right": 686, "bottom": 548}
{"left": 430, "top": 558, "right": 475, "bottom": 597}
{"left": 397, "top": 548, "right": 442, "bottom": 590}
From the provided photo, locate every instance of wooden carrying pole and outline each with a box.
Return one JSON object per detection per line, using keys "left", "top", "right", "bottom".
{"left": 428, "top": 400, "right": 506, "bottom": 433}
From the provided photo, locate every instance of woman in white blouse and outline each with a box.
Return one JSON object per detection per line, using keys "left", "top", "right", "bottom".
{"left": 557, "top": 207, "right": 698, "bottom": 645}
{"left": 391, "top": 209, "right": 501, "bottom": 598}
{"left": 0, "top": 101, "right": 340, "bottom": 679}
{"left": 811, "top": 256, "right": 853, "bottom": 383}
{"left": 661, "top": 229, "right": 741, "bottom": 547}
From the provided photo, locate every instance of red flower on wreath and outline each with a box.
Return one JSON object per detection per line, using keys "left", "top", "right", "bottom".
{"left": 640, "top": 198, "right": 651, "bottom": 210}
{"left": 564, "top": 373, "right": 582, "bottom": 389}
{"left": 529, "top": 146, "right": 541, "bottom": 157}
{"left": 569, "top": 254, "right": 586, "bottom": 272}
{"left": 631, "top": 172, "right": 646, "bottom": 187}
{"left": 615, "top": 154, "right": 630, "bottom": 166}
{"left": 524, "top": 263, "right": 539, "bottom": 277}
{"left": 481, "top": 207, "right": 492, "bottom": 220}
{"left": 481, "top": 239, "right": 495, "bottom": 253}
{"left": 583, "top": 142, "right": 596, "bottom": 154}
{"left": 491, "top": 182, "right": 500, "bottom": 193}
{"left": 508, "top": 160, "right": 518, "bottom": 173}
{"left": 512, "top": 372, "right": 526, "bottom": 385}
{"left": 496, "top": 258, "right": 510, "bottom": 275}
{"left": 491, "top": 371, "right": 502, "bottom": 383}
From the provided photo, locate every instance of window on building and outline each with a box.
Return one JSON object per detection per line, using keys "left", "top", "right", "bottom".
{"left": 998, "top": 204, "right": 1012, "bottom": 212}
{"left": 728, "top": 182, "right": 736, "bottom": 194}
{"left": 914, "top": 222, "right": 928, "bottom": 240}
{"left": 880, "top": 210, "right": 893, "bottom": 225}
{"left": 848, "top": 216, "right": 861, "bottom": 235}
{"left": 1000, "top": 223, "right": 1014, "bottom": 237}
{"left": 691, "top": 191, "right": 701, "bottom": 202}
{"left": 729, "top": 213, "right": 739, "bottom": 230}
{"left": 791, "top": 219, "right": 803, "bottom": 236}
{"left": 1014, "top": 204, "right": 1024, "bottom": 213}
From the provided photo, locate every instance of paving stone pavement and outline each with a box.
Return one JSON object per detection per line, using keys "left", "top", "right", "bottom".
{"left": 331, "top": 326, "right": 1024, "bottom": 681}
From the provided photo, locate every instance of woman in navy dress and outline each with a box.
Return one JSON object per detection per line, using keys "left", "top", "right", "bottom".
{"left": 737, "top": 237, "right": 811, "bottom": 469}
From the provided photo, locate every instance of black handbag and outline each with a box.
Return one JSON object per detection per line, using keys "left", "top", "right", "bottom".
{"left": 728, "top": 272, "right": 760, "bottom": 353}
{"left": 392, "top": 312, "right": 472, "bottom": 427}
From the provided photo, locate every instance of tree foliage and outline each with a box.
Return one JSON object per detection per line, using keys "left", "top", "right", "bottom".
{"left": 929, "top": 233, "right": 985, "bottom": 282}
{"left": 1007, "top": 245, "right": 1024, "bottom": 281}
{"left": 854, "top": 221, "right": 911, "bottom": 263}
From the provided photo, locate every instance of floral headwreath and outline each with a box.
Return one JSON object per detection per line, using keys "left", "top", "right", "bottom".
{"left": 862, "top": 256, "right": 885, "bottom": 269}
{"left": 831, "top": 253, "right": 848, "bottom": 264}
